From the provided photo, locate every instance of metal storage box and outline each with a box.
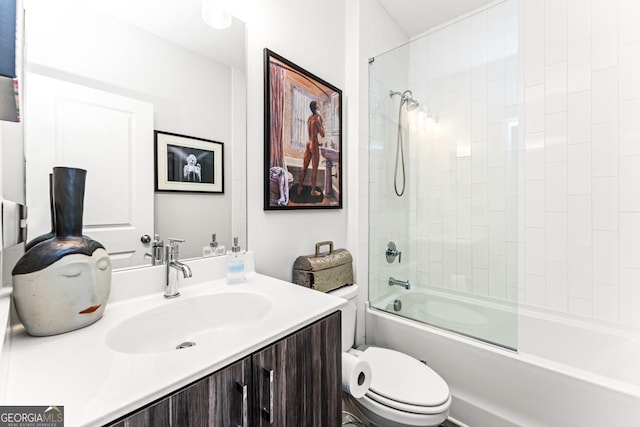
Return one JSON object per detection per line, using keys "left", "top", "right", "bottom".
{"left": 292, "top": 241, "right": 354, "bottom": 292}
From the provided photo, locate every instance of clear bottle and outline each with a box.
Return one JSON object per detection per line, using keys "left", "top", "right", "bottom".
{"left": 203, "top": 233, "right": 225, "bottom": 257}
{"left": 226, "top": 237, "right": 246, "bottom": 283}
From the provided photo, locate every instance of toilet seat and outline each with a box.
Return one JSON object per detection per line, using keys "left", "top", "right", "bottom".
{"left": 356, "top": 347, "right": 450, "bottom": 412}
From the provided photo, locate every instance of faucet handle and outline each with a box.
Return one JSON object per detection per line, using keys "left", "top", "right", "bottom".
{"left": 167, "top": 238, "right": 186, "bottom": 260}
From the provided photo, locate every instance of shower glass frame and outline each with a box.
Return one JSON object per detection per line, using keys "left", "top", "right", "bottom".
{"left": 368, "top": 0, "right": 519, "bottom": 351}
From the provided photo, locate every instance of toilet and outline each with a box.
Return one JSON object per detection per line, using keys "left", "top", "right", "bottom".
{"left": 330, "top": 284, "right": 451, "bottom": 427}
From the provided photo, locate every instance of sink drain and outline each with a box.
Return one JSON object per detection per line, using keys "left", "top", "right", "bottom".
{"left": 176, "top": 341, "right": 196, "bottom": 350}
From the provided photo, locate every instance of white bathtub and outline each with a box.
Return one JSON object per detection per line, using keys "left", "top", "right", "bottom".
{"left": 366, "top": 290, "right": 640, "bottom": 427}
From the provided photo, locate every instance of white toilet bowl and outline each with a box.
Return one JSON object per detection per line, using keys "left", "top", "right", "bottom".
{"left": 330, "top": 284, "right": 451, "bottom": 427}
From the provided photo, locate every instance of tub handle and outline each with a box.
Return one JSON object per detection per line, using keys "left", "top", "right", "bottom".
{"left": 386, "top": 241, "right": 402, "bottom": 263}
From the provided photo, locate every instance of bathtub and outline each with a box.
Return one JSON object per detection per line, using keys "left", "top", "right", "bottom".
{"left": 366, "top": 290, "right": 640, "bottom": 427}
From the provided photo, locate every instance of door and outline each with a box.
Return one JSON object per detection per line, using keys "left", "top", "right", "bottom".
{"left": 25, "top": 73, "right": 154, "bottom": 269}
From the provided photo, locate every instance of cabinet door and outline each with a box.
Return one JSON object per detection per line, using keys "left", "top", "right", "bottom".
{"left": 107, "top": 396, "right": 171, "bottom": 427}
{"left": 252, "top": 312, "right": 341, "bottom": 427}
{"left": 171, "top": 356, "right": 252, "bottom": 426}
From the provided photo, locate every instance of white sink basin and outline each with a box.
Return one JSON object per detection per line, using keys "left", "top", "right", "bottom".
{"left": 106, "top": 291, "right": 272, "bottom": 354}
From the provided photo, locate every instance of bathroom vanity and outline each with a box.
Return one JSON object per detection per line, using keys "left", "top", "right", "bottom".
{"left": 108, "top": 312, "right": 340, "bottom": 426}
{"left": 3, "top": 254, "right": 344, "bottom": 426}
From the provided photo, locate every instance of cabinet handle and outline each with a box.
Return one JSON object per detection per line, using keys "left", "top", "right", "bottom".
{"left": 261, "top": 368, "right": 274, "bottom": 424}
{"left": 235, "top": 381, "right": 248, "bottom": 427}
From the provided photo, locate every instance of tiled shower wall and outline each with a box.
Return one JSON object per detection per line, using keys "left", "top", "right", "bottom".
{"left": 371, "top": 0, "right": 640, "bottom": 328}
{"left": 521, "top": 0, "right": 640, "bottom": 326}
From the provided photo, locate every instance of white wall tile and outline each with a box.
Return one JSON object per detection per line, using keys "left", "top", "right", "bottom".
{"left": 525, "top": 84, "right": 545, "bottom": 133}
{"left": 593, "top": 283, "right": 619, "bottom": 321}
{"left": 619, "top": 98, "right": 640, "bottom": 156}
{"left": 489, "top": 254, "right": 507, "bottom": 297}
{"left": 618, "top": 42, "right": 640, "bottom": 101}
{"left": 545, "top": 62, "right": 568, "bottom": 113}
{"left": 568, "top": 0, "right": 592, "bottom": 42}
{"left": 525, "top": 132, "right": 545, "bottom": 180}
{"left": 619, "top": 267, "right": 640, "bottom": 325}
{"left": 525, "top": 274, "right": 547, "bottom": 306}
{"left": 546, "top": 212, "right": 568, "bottom": 261}
{"left": 525, "top": 226, "right": 546, "bottom": 275}
{"left": 568, "top": 143, "right": 592, "bottom": 195}
{"left": 545, "top": 161, "right": 568, "bottom": 211}
{"left": 525, "top": 179, "right": 545, "bottom": 227}
{"left": 568, "top": 195, "right": 592, "bottom": 247}
{"left": 620, "top": 213, "right": 640, "bottom": 268}
{"left": 546, "top": 0, "right": 568, "bottom": 17}
{"left": 546, "top": 259, "right": 569, "bottom": 311}
{"left": 592, "top": 122, "right": 619, "bottom": 176}
{"left": 567, "top": 39, "right": 592, "bottom": 93}
{"left": 524, "top": 0, "right": 546, "bottom": 86}
{"left": 619, "top": 0, "right": 640, "bottom": 44}
{"left": 545, "top": 112, "right": 568, "bottom": 162}
{"left": 567, "top": 91, "right": 592, "bottom": 144}
{"left": 592, "top": 68, "right": 618, "bottom": 124}
{"left": 472, "top": 225, "right": 489, "bottom": 268}
{"left": 473, "top": 267, "right": 489, "bottom": 295}
{"left": 593, "top": 230, "right": 619, "bottom": 285}
{"left": 489, "top": 211, "right": 506, "bottom": 256}
{"left": 592, "top": 10, "right": 617, "bottom": 70}
{"left": 568, "top": 245, "right": 593, "bottom": 298}
{"left": 592, "top": 176, "right": 619, "bottom": 230}
{"left": 545, "top": 12, "right": 568, "bottom": 65}
{"left": 472, "top": 99, "right": 488, "bottom": 142}
{"left": 488, "top": 167, "right": 506, "bottom": 211}
{"left": 619, "top": 156, "right": 640, "bottom": 212}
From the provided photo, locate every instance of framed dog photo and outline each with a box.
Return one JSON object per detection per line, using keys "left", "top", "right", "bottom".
{"left": 264, "top": 48, "right": 342, "bottom": 210}
{"left": 154, "top": 131, "right": 224, "bottom": 193}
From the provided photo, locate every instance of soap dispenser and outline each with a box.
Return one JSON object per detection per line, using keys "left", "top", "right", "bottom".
{"left": 226, "top": 237, "right": 246, "bottom": 283}
{"left": 203, "top": 233, "right": 225, "bottom": 257}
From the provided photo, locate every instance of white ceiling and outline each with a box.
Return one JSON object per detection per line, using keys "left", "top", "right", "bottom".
{"left": 80, "top": 0, "right": 245, "bottom": 69}
{"left": 377, "top": 0, "right": 497, "bottom": 38}
{"left": 70, "top": 0, "right": 494, "bottom": 69}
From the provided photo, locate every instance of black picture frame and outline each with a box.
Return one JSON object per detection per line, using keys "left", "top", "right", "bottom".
{"left": 264, "top": 48, "right": 342, "bottom": 210}
{"left": 154, "top": 130, "right": 224, "bottom": 193}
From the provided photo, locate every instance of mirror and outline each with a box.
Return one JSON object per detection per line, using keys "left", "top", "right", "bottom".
{"left": 22, "top": 0, "right": 246, "bottom": 270}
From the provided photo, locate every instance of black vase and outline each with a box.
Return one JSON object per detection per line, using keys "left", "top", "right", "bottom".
{"left": 12, "top": 166, "right": 112, "bottom": 336}
{"left": 23, "top": 173, "right": 55, "bottom": 252}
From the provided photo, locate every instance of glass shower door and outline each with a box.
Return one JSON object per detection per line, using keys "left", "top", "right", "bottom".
{"left": 368, "top": 0, "right": 519, "bottom": 350}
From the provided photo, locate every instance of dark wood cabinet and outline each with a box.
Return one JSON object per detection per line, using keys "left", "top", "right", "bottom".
{"left": 107, "top": 311, "right": 340, "bottom": 427}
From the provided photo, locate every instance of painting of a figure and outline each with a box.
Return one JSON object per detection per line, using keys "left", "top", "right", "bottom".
{"left": 264, "top": 49, "right": 342, "bottom": 210}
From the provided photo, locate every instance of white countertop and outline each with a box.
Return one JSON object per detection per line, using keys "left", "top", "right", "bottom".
{"left": 2, "top": 254, "right": 345, "bottom": 426}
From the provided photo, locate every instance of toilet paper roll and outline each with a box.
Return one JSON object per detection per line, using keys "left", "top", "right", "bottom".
{"left": 341, "top": 352, "right": 372, "bottom": 399}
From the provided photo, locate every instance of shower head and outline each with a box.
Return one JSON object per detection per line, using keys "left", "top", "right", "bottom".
{"left": 389, "top": 89, "right": 420, "bottom": 111}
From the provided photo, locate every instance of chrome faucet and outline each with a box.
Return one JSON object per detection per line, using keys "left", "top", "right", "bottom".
{"left": 144, "top": 234, "right": 165, "bottom": 266}
{"left": 165, "top": 238, "right": 192, "bottom": 298}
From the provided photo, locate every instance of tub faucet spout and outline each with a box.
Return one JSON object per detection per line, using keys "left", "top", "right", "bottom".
{"left": 389, "top": 277, "right": 410, "bottom": 290}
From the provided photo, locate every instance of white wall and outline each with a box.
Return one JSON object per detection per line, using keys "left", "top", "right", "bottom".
{"left": 23, "top": 1, "right": 235, "bottom": 259}
{"left": 231, "top": 0, "right": 348, "bottom": 281}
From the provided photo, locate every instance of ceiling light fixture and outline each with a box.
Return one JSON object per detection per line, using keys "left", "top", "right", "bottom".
{"left": 202, "top": 0, "right": 232, "bottom": 30}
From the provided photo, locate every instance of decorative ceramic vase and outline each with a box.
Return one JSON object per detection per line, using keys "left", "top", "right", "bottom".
{"left": 12, "top": 167, "right": 112, "bottom": 336}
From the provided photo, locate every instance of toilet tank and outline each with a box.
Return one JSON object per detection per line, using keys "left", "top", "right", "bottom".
{"left": 328, "top": 284, "right": 358, "bottom": 352}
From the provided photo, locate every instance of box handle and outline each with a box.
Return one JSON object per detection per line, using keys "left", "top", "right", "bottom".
{"left": 315, "top": 241, "right": 334, "bottom": 256}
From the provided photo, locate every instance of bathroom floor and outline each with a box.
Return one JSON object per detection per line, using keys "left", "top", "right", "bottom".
{"left": 440, "top": 420, "right": 460, "bottom": 427}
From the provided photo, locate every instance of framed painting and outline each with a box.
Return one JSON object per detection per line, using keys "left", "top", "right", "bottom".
{"left": 154, "top": 130, "right": 224, "bottom": 193}
{"left": 264, "top": 48, "right": 342, "bottom": 210}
